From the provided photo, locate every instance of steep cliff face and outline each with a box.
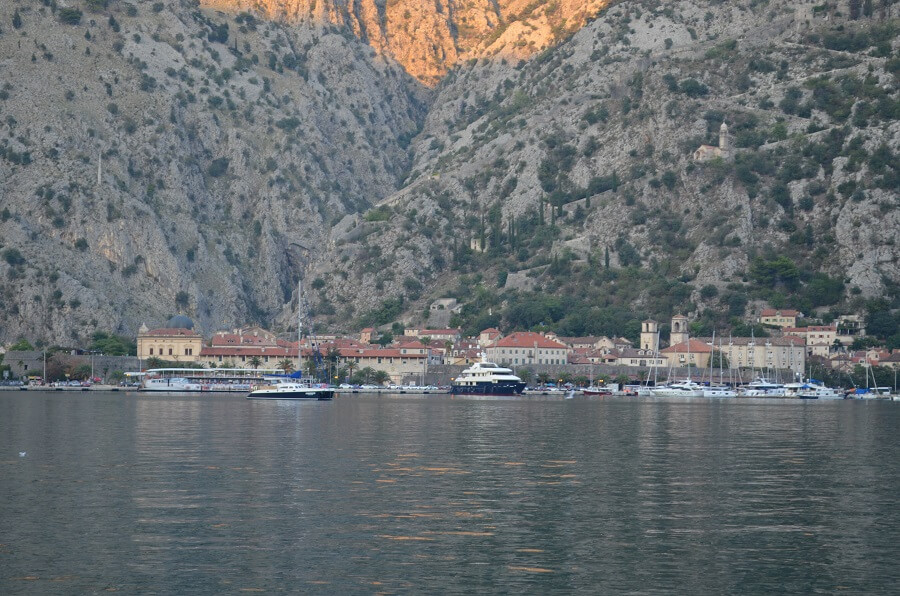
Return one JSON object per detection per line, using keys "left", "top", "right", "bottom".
{"left": 0, "top": 0, "right": 424, "bottom": 343}
{"left": 201, "top": 0, "right": 611, "bottom": 85}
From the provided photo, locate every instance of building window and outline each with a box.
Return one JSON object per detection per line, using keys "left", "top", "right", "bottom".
{"left": 168, "top": 348, "right": 173, "bottom": 356}
{"left": 150, "top": 348, "right": 154, "bottom": 355}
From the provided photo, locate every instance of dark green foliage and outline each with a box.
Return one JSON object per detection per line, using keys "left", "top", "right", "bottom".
{"left": 360, "top": 297, "right": 404, "bottom": 327}
{"left": 750, "top": 256, "right": 800, "bottom": 291}
{"left": 58, "top": 8, "right": 83, "bottom": 25}
{"left": 802, "top": 274, "right": 844, "bottom": 307}
{"left": 85, "top": 0, "right": 108, "bottom": 12}
{"left": 207, "top": 157, "right": 229, "bottom": 177}
{"left": 2, "top": 248, "right": 25, "bottom": 266}
{"left": 12, "top": 9, "right": 22, "bottom": 29}
{"left": 678, "top": 78, "right": 709, "bottom": 97}
{"left": 208, "top": 23, "right": 229, "bottom": 44}
{"left": 700, "top": 284, "right": 719, "bottom": 299}
{"left": 276, "top": 117, "right": 300, "bottom": 131}
{"left": 90, "top": 332, "right": 135, "bottom": 356}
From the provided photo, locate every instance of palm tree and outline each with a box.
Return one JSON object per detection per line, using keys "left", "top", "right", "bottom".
{"left": 373, "top": 370, "right": 390, "bottom": 385}
{"left": 277, "top": 359, "right": 294, "bottom": 374}
{"left": 346, "top": 360, "right": 358, "bottom": 382}
{"left": 248, "top": 356, "right": 262, "bottom": 369}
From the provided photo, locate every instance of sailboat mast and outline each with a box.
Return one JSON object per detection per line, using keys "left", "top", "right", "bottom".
{"left": 298, "top": 280, "right": 303, "bottom": 369}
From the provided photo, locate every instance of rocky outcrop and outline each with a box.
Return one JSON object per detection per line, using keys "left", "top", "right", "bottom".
{"left": 201, "top": 0, "right": 612, "bottom": 85}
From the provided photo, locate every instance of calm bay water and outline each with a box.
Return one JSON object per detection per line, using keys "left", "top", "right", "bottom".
{"left": 1, "top": 392, "right": 898, "bottom": 594}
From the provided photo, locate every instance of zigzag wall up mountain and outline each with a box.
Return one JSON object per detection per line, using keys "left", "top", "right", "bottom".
{"left": 0, "top": 0, "right": 897, "bottom": 346}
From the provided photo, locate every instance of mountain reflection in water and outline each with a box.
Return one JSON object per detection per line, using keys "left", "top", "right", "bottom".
{"left": 1, "top": 392, "right": 898, "bottom": 593}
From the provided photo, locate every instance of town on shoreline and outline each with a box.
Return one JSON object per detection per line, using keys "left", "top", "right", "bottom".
{"left": 2, "top": 309, "right": 897, "bottom": 392}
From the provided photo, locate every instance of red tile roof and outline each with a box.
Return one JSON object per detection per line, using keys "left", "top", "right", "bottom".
{"left": 660, "top": 339, "right": 713, "bottom": 354}
{"left": 492, "top": 332, "right": 567, "bottom": 350}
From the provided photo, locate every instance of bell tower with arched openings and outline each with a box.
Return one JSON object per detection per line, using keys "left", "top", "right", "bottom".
{"left": 670, "top": 314, "right": 690, "bottom": 346}
{"left": 640, "top": 319, "right": 659, "bottom": 352}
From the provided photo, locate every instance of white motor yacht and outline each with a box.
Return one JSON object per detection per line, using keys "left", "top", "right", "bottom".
{"left": 651, "top": 380, "right": 704, "bottom": 398}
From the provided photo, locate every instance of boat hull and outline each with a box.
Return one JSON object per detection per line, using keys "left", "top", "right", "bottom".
{"left": 451, "top": 381, "right": 526, "bottom": 396}
{"left": 247, "top": 389, "right": 334, "bottom": 400}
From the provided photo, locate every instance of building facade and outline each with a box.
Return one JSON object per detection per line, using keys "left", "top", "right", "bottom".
{"left": 486, "top": 332, "right": 569, "bottom": 366}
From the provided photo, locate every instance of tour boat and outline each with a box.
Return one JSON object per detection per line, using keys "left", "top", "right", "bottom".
{"left": 247, "top": 377, "right": 334, "bottom": 400}
{"left": 138, "top": 368, "right": 279, "bottom": 392}
{"left": 451, "top": 358, "right": 526, "bottom": 396}
{"left": 142, "top": 377, "right": 203, "bottom": 392}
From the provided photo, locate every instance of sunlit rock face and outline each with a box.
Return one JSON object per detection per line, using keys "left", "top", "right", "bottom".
{"left": 201, "top": 0, "right": 612, "bottom": 85}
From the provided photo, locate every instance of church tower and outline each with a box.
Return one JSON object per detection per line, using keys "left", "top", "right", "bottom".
{"left": 670, "top": 314, "right": 690, "bottom": 346}
{"left": 641, "top": 320, "right": 659, "bottom": 352}
{"left": 719, "top": 122, "right": 730, "bottom": 152}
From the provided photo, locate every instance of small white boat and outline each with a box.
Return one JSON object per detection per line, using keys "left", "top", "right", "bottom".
{"left": 247, "top": 378, "right": 334, "bottom": 400}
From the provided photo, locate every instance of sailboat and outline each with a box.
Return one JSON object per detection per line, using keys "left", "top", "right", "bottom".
{"left": 651, "top": 334, "right": 703, "bottom": 397}
{"left": 247, "top": 280, "right": 334, "bottom": 401}
{"left": 702, "top": 332, "right": 735, "bottom": 397}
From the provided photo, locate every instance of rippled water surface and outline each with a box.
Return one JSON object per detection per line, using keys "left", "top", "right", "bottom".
{"left": 1, "top": 392, "right": 899, "bottom": 593}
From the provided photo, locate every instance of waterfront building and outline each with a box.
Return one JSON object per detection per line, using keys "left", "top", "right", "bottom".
{"left": 696, "top": 336, "right": 806, "bottom": 375}
{"left": 136, "top": 316, "right": 203, "bottom": 363}
{"left": 616, "top": 348, "right": 668, "bottom": 368}
{"left": 486, "top": 332, "right": 569, "bottom": 366}
{"left": 660, "top": 339, "right": 713, "bottom": 370}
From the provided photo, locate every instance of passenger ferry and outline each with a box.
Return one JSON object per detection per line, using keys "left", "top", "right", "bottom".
{"left": 136, "top": 368, "right": 281, "bottom": 393}
{"left": 451, "top": 358, "right": 526, "bottom": 396}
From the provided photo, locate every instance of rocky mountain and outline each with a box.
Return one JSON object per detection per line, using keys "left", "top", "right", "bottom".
{"left": 309, "top": 0, "right": 899, "bottom": 340}
{"left": 202, "top": 0, "right": 612, "bottom": 85}
{"left": 0, "top": 0, "right": 897, "bottom": 346}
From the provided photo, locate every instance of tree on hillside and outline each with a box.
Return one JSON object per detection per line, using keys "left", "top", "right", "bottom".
{"left": 9, "top": 338, "right": 34, "bottom": 351}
